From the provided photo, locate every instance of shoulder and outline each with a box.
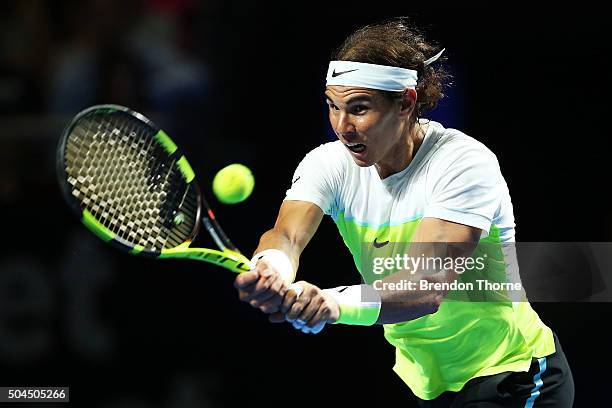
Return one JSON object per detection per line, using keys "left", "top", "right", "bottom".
{"left": 427, "top": 122, "right": 500, "bottom": 172}
{"left": 286, "top": 140, "right": 348, "bottom": 215}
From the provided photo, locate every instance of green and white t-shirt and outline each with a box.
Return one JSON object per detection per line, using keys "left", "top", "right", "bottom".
{"left": 284, "top": 120, "right": 555, "bottom": 400}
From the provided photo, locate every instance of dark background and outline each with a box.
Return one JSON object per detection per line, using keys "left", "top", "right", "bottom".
{"left": 1, "top": 1, "right": 610, "bottom": 406}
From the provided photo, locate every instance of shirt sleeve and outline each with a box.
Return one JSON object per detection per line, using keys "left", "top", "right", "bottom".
{"left": 284, "top": 143, "right": 344, "bottom": 215}
{"left": 424, "top": 143, "right": 504, "bottom": 237}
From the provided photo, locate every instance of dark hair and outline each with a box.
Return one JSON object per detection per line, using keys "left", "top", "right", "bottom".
{"left": 332, "top": 18, "right": 451, "bottom": 127}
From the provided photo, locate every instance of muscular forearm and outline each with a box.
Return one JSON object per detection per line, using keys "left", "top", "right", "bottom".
{"left": 253, "top": 201, "right": 323, "bottom": 275}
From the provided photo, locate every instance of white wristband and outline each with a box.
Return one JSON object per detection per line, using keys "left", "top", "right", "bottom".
{"left": 323, "top": 284, "right": 381, "bottom": 326}
{"left": 250, "top": 249, "right": 295, "bottom": 283}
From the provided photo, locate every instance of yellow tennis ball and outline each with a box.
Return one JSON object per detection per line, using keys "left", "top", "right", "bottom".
{"left": 212, "top": 164, "right": 255, "bottom": 204}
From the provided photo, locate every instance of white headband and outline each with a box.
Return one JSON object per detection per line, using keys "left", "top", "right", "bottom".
{"left": 326, "top": 48, "right": 445, "bottom": 92}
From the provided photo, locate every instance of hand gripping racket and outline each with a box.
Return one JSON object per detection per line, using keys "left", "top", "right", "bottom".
{"left": 56, "top": 104, "right": 251, "bottom": 273}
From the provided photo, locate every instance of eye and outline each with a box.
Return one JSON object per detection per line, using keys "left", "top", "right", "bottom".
{"left": 327, "top": 103, "right": 339, "bottom": 111}
{"left": 352, "top": 105, "right": 368, "bottom": 114}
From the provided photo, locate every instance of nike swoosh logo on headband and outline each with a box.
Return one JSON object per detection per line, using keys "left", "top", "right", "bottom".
{"left": 331, "top": 68, "right": 358, "bottom": 77}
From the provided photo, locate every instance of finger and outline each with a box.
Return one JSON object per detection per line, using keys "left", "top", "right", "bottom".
{"left": 281, "top": 295, "right": 296, "bottom": 312}
{"left": 238, "top": 285, "right": 265, "bottom": 303}
{"left": 259, "top": 296, "right": 283, "bottom": 314}
{"left": 305, "top": 304, "right": 331, "bottom": 330}
{"left": 250, "top": 275, "right": 286, "bottom": 307}
{"left": 255, "top": 260, "right": 275, "bottom": 278}
{"left": 238, "top": 287, "right": 258, "bottom": 302}
{"left": 249, "top": 294, "right": 271, "bottom": 309}
{"left": 250, "top": 274, "right": 274, "bottom": 296}
{"left": 269, "top": 275, "right": 288, "bottom": 297}
{"left": 287, "top": 282, "right": 303, "bottom": 298}
{"left": 280, "top": 290, "right": 298, "bottom": 314}
{"left": 234, "top": 270, "right": 259, "bottom": 289}
{"left": 286, "top": 296, "right": 311, "bottom": 323}
{"left": 281, "top": 283, "right": 303, "bottom": 313}
{"left": 296, "top": 297, "right": 323, "bottom": 327}
{"left": 251, "top": 269, "right": 287, "bottom": 299}
{"left": 249, "top": 289, "right": 276, "bottom": 308}
{"left": 242, "top": 275, "right": 277, "bottom": 303}
{"left": 268, "top": 312, "right": 285, "bottom": 323}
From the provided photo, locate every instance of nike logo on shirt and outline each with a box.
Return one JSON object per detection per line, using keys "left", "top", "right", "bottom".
{"left": 373, "top": 237, "right": 389, "bottom": 248}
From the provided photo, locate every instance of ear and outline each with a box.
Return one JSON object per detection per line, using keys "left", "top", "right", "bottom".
{"left": 398, "top": 89, "right": 417, "bottom": 117}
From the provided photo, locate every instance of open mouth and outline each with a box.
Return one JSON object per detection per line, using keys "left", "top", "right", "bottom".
{"left": 345, "top": 143, "right": 366, "bottom": 154}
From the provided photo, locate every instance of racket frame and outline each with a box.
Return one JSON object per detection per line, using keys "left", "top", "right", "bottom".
{"left": 57, "top": 104, "right": 251, "bottom": 273}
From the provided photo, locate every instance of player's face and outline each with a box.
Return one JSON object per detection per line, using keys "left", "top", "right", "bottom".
{"left": 325, "top": 86, "right": 407, "bottom": 167}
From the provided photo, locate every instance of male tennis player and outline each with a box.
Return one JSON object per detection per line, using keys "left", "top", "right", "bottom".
{"left": 234, "top": 19, "right": 574, "bottom": 406}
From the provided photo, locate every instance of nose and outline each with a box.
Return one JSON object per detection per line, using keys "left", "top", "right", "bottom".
{"left": 334, "top": 111, "right": 356, "bottom": 140}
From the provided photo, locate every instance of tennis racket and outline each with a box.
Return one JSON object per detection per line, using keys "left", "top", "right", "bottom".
{"left": 56, "top": 104, "right": 251, "bottom": 273}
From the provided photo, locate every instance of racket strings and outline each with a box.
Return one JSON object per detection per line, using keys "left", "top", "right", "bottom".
{"left": 64, "top": 112, "right": 198, "bottom": 251}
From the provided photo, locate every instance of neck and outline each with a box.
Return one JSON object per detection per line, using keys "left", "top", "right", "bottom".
{"left": 376, "top": 122, "right": 426, "bottom": 179}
